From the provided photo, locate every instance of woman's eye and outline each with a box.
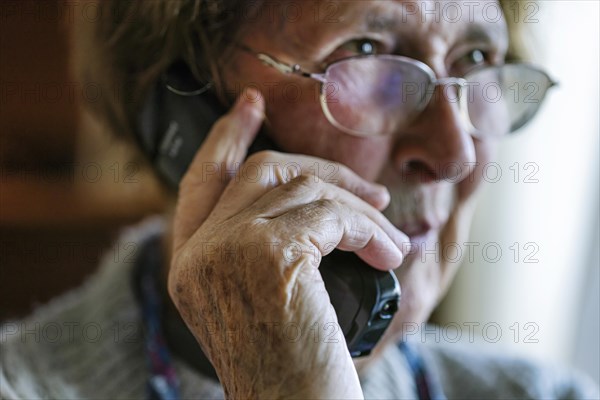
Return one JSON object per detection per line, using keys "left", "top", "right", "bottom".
{"left": 343, "top": 39, "right": 378, "bottom": 55}
{"left": 453, "top": 49, "right": 491, "bottom": 75}
{"left": 466, "top": 49, "right": 486, "bottom": 65}
{"left": 327, "top": 38, "right": 381, "bottom": 62}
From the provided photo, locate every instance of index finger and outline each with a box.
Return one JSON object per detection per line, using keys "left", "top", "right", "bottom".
{"left": 172, "top": 88, "right": 265, "bottom": 252}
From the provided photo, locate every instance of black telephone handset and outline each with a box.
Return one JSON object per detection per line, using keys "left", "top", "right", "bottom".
{"left": 137, "top": 62, "right": 401, "bottom": 358}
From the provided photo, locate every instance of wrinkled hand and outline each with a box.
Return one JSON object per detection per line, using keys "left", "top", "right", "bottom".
{"left": 168, "top": 89, "right": 410, "bottom": 399}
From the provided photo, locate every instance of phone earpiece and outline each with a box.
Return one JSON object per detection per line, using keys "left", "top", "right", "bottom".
{"left": 136, "top": 61, "right": 277, "bottom": 188}
{"left": 136, "top": 62, "right": 228, "bottom": 188}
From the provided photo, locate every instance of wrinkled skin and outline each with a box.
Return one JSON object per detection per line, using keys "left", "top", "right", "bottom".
{"left": 168, "top": 1, "right": 508, "bottom": 398}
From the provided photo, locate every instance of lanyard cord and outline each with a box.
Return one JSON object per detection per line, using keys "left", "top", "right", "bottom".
{"left": 398, "top": 341, "right": 447, "bottom": 400}
{"left": 132, "top": 233, "right": 181, "bottom": 400}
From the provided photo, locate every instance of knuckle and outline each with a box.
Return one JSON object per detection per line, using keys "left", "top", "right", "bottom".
{"left": 309, "top": 173, "right": 325, "bottom": 186}
{"left": 310, "top": 198, "right": 341, "bottom": 220}
{"left": 293, "top": 173, "right": 315, "bottom": 187}
{"left": 281, "top": 174, "right": 314, "bottom": 193}
{"left": 245, "top": 150, "right": 280, "bottom": 166}
{"left": 314, "top": 197, "right": 337, "bottom": 208}
{"left": 279, "top": 174, "right": 328, "bottom": 198}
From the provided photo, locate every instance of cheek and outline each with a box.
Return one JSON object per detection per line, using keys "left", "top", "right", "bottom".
{"left": 456, "top": 138, "right": 496, "bottom": 200}
{"left": 431, "top": 139, "right": 497, "bottom": 301}
{"left": 263, "top": 81, "right": 393, "bottom": 180}
{"left": 441, "top": 139, "right": 497, "bottom": 274}
{"left": 262, "top": 81, "right": 327, "bottom": 151}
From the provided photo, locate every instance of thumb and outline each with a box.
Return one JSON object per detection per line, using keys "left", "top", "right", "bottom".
{"left": 173, "top": 88, "right": 265, "bottom": 251}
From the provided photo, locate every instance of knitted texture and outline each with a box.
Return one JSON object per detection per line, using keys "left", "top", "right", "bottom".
{"left": 2, "top": 217, "right": 598, "bottom": 399}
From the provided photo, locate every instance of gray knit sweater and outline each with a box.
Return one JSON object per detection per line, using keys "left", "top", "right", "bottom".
{"left": 2, "top": 217, "right": 599, "bottom": 399}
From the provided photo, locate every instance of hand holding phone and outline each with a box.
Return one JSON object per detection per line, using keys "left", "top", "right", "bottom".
{"left": 137, "top": 63, "right": 409, "bottom": 397}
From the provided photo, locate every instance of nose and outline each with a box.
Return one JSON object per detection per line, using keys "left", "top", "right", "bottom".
{"left": 392, "top": 84, "right": 477, "bottom": 184}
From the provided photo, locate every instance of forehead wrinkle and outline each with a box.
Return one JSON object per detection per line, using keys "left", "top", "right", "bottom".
{"left": 273, "top": 0, "right": 434, "bottom": 57}
{"left": 276, "top": 1, "right": 366, "bottom": 59}
{"left": 265, "top": 0, "right": 508, "bottom": 61}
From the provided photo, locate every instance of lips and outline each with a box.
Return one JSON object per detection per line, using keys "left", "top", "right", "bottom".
{"left": 383, "top": 183, "right": 455, "bottom": 242}
{"left": 397, "top": 220, "right": 440, "bottom": 248}
{"left": 397, "top": 221, "right": 432, "bottom": 238}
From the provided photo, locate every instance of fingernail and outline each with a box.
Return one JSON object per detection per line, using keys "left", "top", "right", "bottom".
{"left": 400, "top": 241, "right": 413, "bottom": 256}
{"left": 238, "top": 87, "right": 265, "bottom": 117}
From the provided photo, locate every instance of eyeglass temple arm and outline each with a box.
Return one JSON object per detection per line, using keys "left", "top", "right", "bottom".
{"left": 237, "top": 44, "right": 326, "bottom": 83}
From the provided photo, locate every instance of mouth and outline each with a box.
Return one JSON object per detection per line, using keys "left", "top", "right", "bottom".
{"left": 382, "top": 183, "right": 455, "bottom": 249}
{"left": 397, "top": 221, "right": 440, "bottom": 247}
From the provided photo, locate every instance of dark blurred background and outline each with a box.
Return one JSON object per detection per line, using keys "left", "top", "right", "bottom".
{"left": 0, "top": 0, "right": 167, "bottom": 320}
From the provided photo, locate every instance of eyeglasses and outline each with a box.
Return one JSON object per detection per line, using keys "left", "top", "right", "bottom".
{"left": 242, "top": 46, "right": 557, "bottom": 138}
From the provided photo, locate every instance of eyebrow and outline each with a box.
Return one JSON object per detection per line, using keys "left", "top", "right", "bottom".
{"left": 365, "top": 13, "right": 505, "bottom": 39}
{"left": 365, "top": 14, "right": 396, "bottom": 32}
{"left": 363, "top": 13, "right": 507, "bottom": 48}
{"left": 463, "top": 24, "right": 507, "bottom": 44}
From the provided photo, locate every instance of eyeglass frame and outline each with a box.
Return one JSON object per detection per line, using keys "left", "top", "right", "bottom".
{"left": 238, "top": 45, "right": 558, "bottom": 138}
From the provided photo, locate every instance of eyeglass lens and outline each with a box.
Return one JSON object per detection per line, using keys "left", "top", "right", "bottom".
{"left": 322, "top": 57, "right": 553, "bottom": 137}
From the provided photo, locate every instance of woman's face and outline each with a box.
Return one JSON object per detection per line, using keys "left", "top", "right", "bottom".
{"left": 223, "top": 0, "right": 508, "bottom": 344}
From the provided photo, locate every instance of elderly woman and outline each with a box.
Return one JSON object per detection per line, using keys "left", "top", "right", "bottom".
{"left": 1, "top": 0, "right": 598, "bottom": 399}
